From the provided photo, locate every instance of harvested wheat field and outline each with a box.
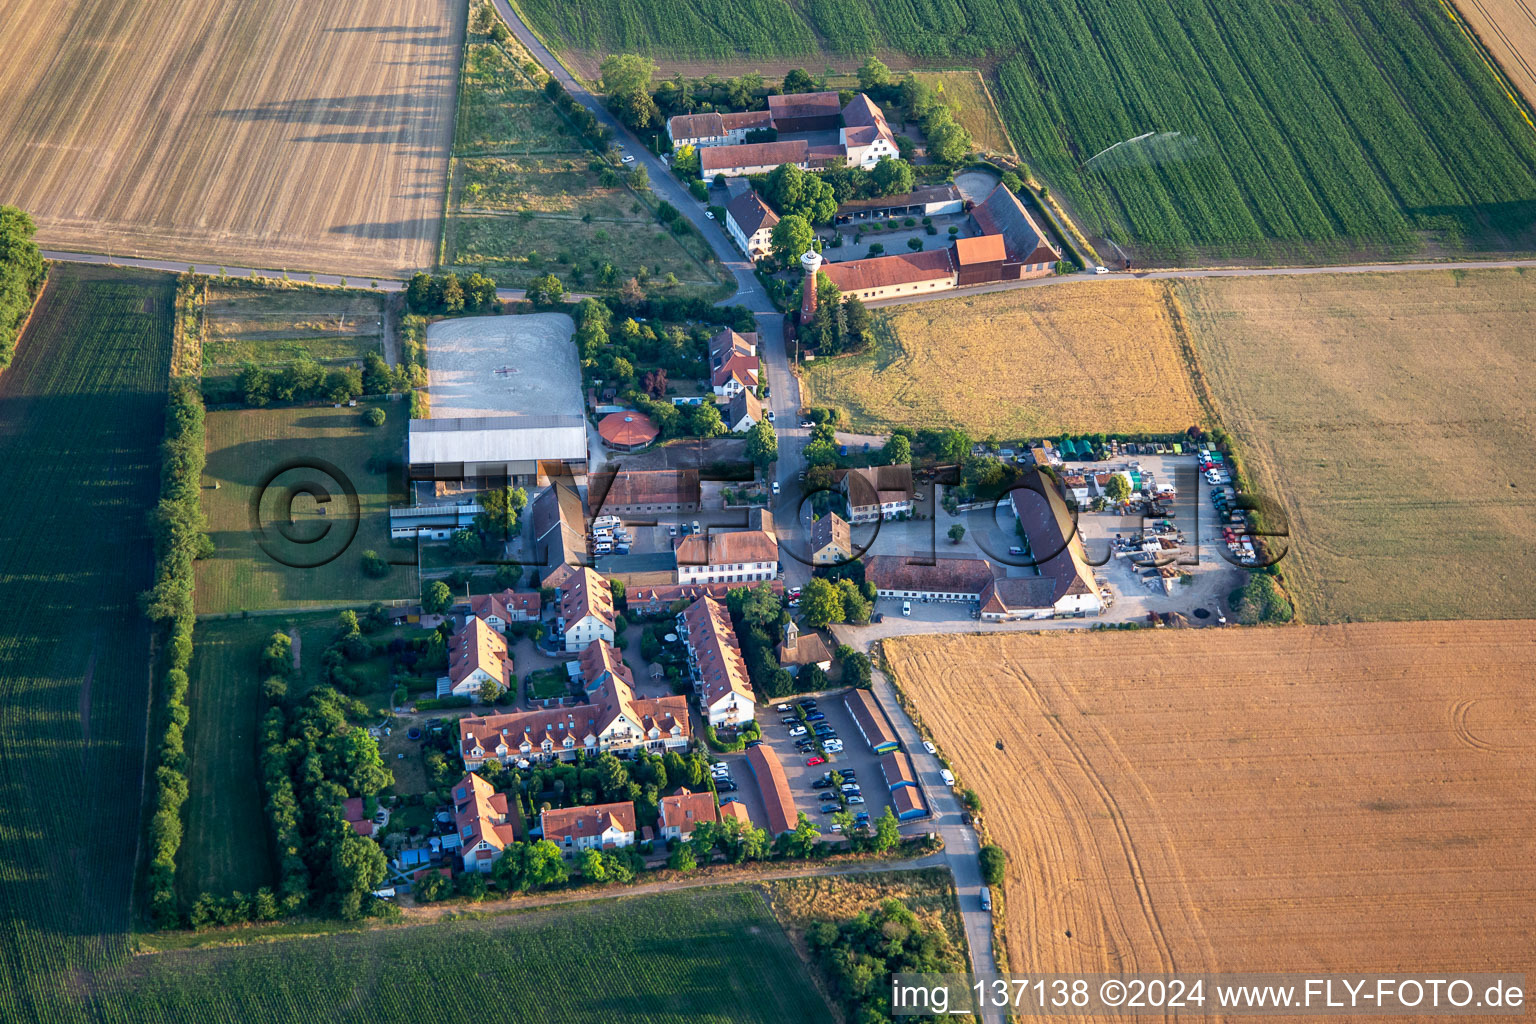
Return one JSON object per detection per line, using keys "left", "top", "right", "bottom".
{"left": 1454, "top": 0, "right": 1536, "bottom": 109}
{"left": 886, "top": 625, "right": 1536, "bottom": 1002}
{"left": 0, "top": 0, "right": 462, "bottom": 276}
{"left": 799, "top": 281, "right": 1205, "bottom": 439}
{"left": 1178, "top": 270, "right": 1536, "bottom": 623}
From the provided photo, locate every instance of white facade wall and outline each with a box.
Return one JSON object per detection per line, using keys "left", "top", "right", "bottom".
{"left": 562, "top": 614, "right": 614, "bottom": 652}
{"left": 677, "top": 560, "right": 776, "bottom": 585}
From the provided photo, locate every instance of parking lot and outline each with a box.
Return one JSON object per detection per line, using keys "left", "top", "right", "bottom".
{"left": 715, "top": 687, "right": 897, "bottom": 841}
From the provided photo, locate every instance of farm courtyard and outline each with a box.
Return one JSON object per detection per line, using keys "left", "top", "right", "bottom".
{"left": 885, "top": 625, "right": 1536, "bottom": 981}
{"left": 0, "top": 0, "right": 462, "bottom": 276}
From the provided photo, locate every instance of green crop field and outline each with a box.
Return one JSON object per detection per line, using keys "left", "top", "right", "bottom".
{"left": 94, "top": 888, "right": 832, "bottom": 1023}
{"left": 0, "top": 264, "right": 172, "bottom": 1022}
{"left": 194, "top": 402, "right": 414, "bottom": 615}
{"left": 447, "top": 17, "right": 722, "bottom": 292}
{"left": 519, "top": 0, "right": 1536, "bottom": 263}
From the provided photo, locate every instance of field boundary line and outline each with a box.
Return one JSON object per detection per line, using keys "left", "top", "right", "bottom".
{"left": 2, "top": 266, "right": 53, "bottom": 379}
{"left": 441, "top": 0, "right": 472, "bottom": 271}
{"left": 1440, "top": 0, "right": 1536, "bottom": 135}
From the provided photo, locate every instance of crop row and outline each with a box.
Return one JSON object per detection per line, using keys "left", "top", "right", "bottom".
{"left": 517, "top": 0, "right": 819, "bottom": 60}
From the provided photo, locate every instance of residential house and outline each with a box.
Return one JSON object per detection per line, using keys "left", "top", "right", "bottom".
{"left": 446, "top": 616, "right": 513, "bottom": 698}
{"left": 342, "top": 797, "right": 374, "bottom": 838}
{"left": 725, "top": 190, "right": 779, "bottom": 259}
{"left": 726, "top": 389, "right": 763, "bottom": 433}
{"left": 459, "top": 642, "right": 690, "bottom": 767}
{"left": 777, "top": 620, "right": 831, "bottom": 675}
{"left": 666, "top": 109, "right": 773, "bottom": 148}
{"left": 453, "top": 772, "right": 519, "bottom": 873}
{"left": 468, "top": 589, "right": 541, "bottom": 629}
{"left": 677, "top": 595, "right": 757, "bottom": 728}
{"left": 591, "top": 468, "right": 701, "bottom": 515}
{"left": 658, "top": 788, "right": 718, "bottom": 841}
{"left": 745, "top": 744, "right": 799, "bottom": 836}
{"left": 808, "top": 512, "right": 852, "bottom": 565}
{"left": 1061, "top": 473, "right": 1089, "bottom": 505}
{"left": 839, "top": 94, "right": 898, "bottom": 169}
{"left": 673, "top": 511, "right": 778, "bottom": 585}
{"left": 978, "top": 577, "right": 1063, "bottom": 621}
{"left": 545, "top": 564, "right": 616, "bottom": 651}
{"left": 864, "top": 555, "right": 995, "bottom": 603}
{"left": 1008, "top": 472, "right": 1105, "bottom": 616}
{"left": 844, "top": 688, "right": 899, "bottom": 754}
{"left": 839, "top": 464, "right": 914, "bottom": 523}
{"left": 541, "top": 802, "right": 637, "bottom": 856}
{"left": 627, "top": 579, "right": 783, "bottom": 618}
{"left": 709, "top": 328, "right": 760, "bottom": 399}
{"left": 718, "top": 800, "right": 752, "bottom": 828}
{"left": 818, "top": 248, "right": 958, "bottom": 304}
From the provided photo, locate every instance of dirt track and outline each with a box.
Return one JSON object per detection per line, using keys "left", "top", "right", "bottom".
{"left": 0, "top": 0, "right": 462, "bottom": 276}
{"left": 885, "top": 624, "right": 1535, "bottom": 1016}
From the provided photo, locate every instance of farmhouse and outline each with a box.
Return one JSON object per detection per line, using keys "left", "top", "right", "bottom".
{"left": 865, "top": 555, "right": 996, "bottom": 603}
{"left": 678, "top": 595, "right": 757, "bottom": 728}
{"left": 819, "top": 248, "right": 958, "bottom": 303}
{"left": 444, "top": 616, "right": 513, "bottom": 698}
{"left": 834, "top": 184, "right": 965, "bottom": 223}
{"left": 407, "top": 415, "right": 589, "bottom": 487}
{"left": 844, "top": 688, "right": 899, "bottom": 754}
{"left": 453, "top": 772, "right": 519, "bottom": 873}
{"left": 545, "top": 564, "right": 617, "bottom": 651}
{"left": 839, "top": 94, "right": 899, "bottom": 168}
{"left": 838, "top": 464, "right": 914, "bottom": 522}
{"left": 667, "top": 109, "right": 773, "bottom": 148}
{"left": 591, "top": 467, "right": 701, "bottom": 515}
{"left": 766, "top": 90, "right": 843, "bottom": 131}
{"left": 542, "top": 802, "right": 637, "bottom": 856}
{"left": 459, "top": 644, "right": 690, "bottom": 767}
{"left": 1009, "top": 475, "right": 1105, "bottom": 616}
{"left": 467, "top": 588, "right": 541, "bottom": 628}
{"left": 808, "top": 512, "right": 853, "bottom": 564}
{"left": 777, "top": 620, "right": 832, "bottom": 675}
{"left": 658, "top": 788, "right": 718, "bottom": 841}
{"left": 702, "top": 140, "right": 811, "bottom": 178}
{"left": 674, "top": 511, "right": 778, "bottom": 584}
{"left": 965, "top": 183, "right": 1060, "bottom": 282}
{"left": 745, "top": 743, "right": 799, "bottom": 836}
{"left": 725, "top": 191, "right": 779, "bottom": 259}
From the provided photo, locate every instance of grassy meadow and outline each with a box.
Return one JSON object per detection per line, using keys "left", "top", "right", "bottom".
{"left": 0, "top": 264, "right": 172, "bottom": 1021}
{"left": 799, "top": 280, "right": 1206, "bottom": 439}
{"left": 1179, "top": 268, "right": 1536, "bottom": 622}
{"left": 194, "top": 401, "right": 414, "bottom": 614}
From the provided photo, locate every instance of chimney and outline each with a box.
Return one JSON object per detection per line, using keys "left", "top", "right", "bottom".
{"left": 798, "top": 250, "right": 823, "bottom": 325}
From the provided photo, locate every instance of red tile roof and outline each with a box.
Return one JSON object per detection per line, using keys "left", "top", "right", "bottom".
{"left": 865, "top": 555, "right": 996, "bottom": 596}
{"left": 453, "top": 772, "right": 519, "bottom": 864}
{"left": 659, "top": 788, "right": 718, "bottom": 836}
{"left": 819, "top": 248, "right": 955, "bottom": 293}
{"left": 767, "top": 91, "right": 842, "bottom": 121}
{"left": 953, "top": 233, "right": 1007, "bottom": 265}
{"left": 719, "top": 801, "right": 752, "bottom": 826}
{"left": 701, "top": 139, "right": 809, "bottom": 174}
{"left": 469, "top": 589, "right": 541, "bottom": 623}
{"left": 557, "top": 566, "right": 616, "bottom": 631}
{"left": 541, "top": 801, "right": 638, "bottom": 843}
{"left": 746, "top": 743, "right": 798, "bottom": 835}
{"left": 449, "top": 616, "right": 512, "bottom": 688}
{"left": 629, "top": 580, "right": 782, "bottom": 610}
{"left": 598, "top": 411, "right": 659, "bottom": 447}
{"left": 594, "top": 468, "right": 701, "bottom": 509}
{"left": 681, "top": 596, "right": 756, "bottom": 710}
{"left": 880, "top": 750, "right": 918, "bottom": 788}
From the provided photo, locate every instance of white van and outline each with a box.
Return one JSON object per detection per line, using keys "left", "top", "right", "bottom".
{"left": 592, "top": 515, "right": 621, "bottom": 530}
{"left": 902, "top": 601, "right": 911, "bottom": 616}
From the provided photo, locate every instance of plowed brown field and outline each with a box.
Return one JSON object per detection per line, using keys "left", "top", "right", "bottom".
{"left": 886, "top": 625, "right": 1535, "bottom": 1000}
{"left": 0, "top": 0, "right": 462, "bottom": 276}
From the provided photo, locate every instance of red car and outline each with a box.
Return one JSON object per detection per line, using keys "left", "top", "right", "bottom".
{"left": 806, "top": 756, "right": 825, "bottom": 766}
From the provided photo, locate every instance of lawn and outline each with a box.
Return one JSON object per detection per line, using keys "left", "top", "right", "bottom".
{"left": 0, "top": 264, "right": 172, "bottom": 1019}
{"left": 446, "top": 10, "right": 722, "bottom": 292}
{"left": 798, "top": 280, "right": 1207, "bottom": 439}
{"left": 1178, "top": 268, "right": 1536, "bottom": 622}
{"left": 521, "top": 0, "right": 1536, "bottom": 264}
{"left": 909, "top": 71, "right": 1014, "bottom": 158}
{"left": 194, "top": 400, "right": 414, "bottom": 614}
{"left": 95, "top": 888, "right": 834, "bottom": 1023}
{"left": 201, "top": 284, "right": 386, "bottom": 405}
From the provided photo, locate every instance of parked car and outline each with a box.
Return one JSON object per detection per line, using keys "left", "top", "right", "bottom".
{"left": 806, "top": 712, "right": 826, "bottom": 722}
{"left": 820, "top": 804, "right": 839, "bottom": 815}
{"left": 846, "top": 795, "right": 866, "bottom": 805}
{"left": 745, "top": 739, "right": 763, "bottom": 749}
{"left": 705, "top": 210, "right": 715, "bottom": 219}
{"left": 940, "top": 768, "right": 956, "bottom": 786}
{"left": 789, "top": 726, "right": 807, "bottom": 737}
{"left": 840, "top": 783, "right": 861, "bottom": 793}
{"left": 820, "top": 793, "right": 839, "bottom": 802}
{"left": 806, "top": 756, "right": 825, "bottom": 766}
{"left": 692, "top": 520, "right": 701, "bottom": 534}
{"left": 772, "top": 481, "right": 780, "bottom": 494}
{"left": 766, "top": 409, "right": 775, "bottom": 422}
{"left": 902, "top": 601, "right": 911, "bottom": 615}
{"left": 923, "top": 741, "right": 937, "bottom": 755}
{"left": 775, "top": 703, "right": 792, "bottom": 712}
{"left": 710, "top": 762, "right": 728, "bottom": 772}
{"left": 669, "top": 524, "right": 678, "bottom": 536}
{"left": 824, "top": 740, "right": 844, "bottom": 753}
{"left": 838, "top": 770, "right": 856, "bottom": 780}
{"left": 621, "top": 154, "right": 635, "bottom": 163}
{"left": 872, "top": 612, "right": 884, "bottom": 623}
{"left": 716, "top": 781, "right": 737, "bottom": 792}
{"left": 812, "top": 778, "right": 832, "bottom": 789}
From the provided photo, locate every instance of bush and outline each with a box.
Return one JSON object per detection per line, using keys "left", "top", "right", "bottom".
{"left": 363, "top": 407, "right": 386, "bottom": 427}
{"left": 979, "top": 844, "right": 1006, "bottom": 885}
{"left": 1229, "top": 573, "right": 1294, "bottom": 624}
{"left": 361, "top": 550, "right": 389, "bottom": 578}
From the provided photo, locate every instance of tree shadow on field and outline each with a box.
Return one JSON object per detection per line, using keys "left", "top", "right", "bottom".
{"left": 326, "top": 24, "right": 451, "bottom": 39}
{"left": 217, "top": 93, "right": 442, "bottom": 129}
{"left": 290, "top": 412, "right": 372, "bottom": 429}
{"left": 1405, "top": 199, "right": 1536, "bottom": 251}
{"left": 329, "top": 220, "right": 435, "bottom": 240}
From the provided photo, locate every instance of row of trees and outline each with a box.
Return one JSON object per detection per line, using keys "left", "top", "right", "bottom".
{"left": 238, "top": 349, "right": 418, "bottom": 408}
{"left": 141, "top": 354, "right": 210, "bottom": 926}
{"left": 0, "top": 206, "right": 46, "bottom": 371}
{"left": 259, "top": 685, "right": 394, "bottom": 920}
{"left": 797, "top": 274, "right": 873, "bottom": 358}
{"left": 799, "top": 575, "right": 878, "bottom": 628}
{"left": 543, "top": 76, "right": 613, "bottom": 149}
{"left": 405, "top": 271, "right": 500, "bottom": 315}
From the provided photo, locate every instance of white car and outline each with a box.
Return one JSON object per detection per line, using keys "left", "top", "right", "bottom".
{"left": 766, "top": 409, "right": 775, "bottom": 422}
{"left": 789, "top": 726, "right": 807, "bottom": 737}
{"left": 940, "top": 768, "right": 956, "bottom": 786}
{"left": 1094, "top": 265, "right": 1110, "bottom": 274}
{"left": 846, "top": 795, "right": 865, "bottom": 805}
{"left": 776, "top": 703, "right": 792, "bottom": 712}
{"left": 710, "top": 762, "right": 728, "bottom": 772}
{"left": 621, "top": 154, "right": 635, "bottom": 164}
{"left": 923, "top": 741, "right": 936, "bottom": 755}
{"left": 824, "top": 740, "right": 843, "bottom": 753}
{"left": 705, "top": 210, "right": 715, "bottom": 219}
{"left": 771, "top": 481, "right": 780, "bottom": 495}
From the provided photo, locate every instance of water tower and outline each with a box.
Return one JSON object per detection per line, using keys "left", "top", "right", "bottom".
{"left": 798, "top": 249, "right": 824, "bottom": 324}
